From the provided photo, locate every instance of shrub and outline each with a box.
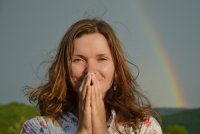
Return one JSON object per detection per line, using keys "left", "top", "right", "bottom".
{"left": 163, "top": 125, "right": 188, "bottom": 134}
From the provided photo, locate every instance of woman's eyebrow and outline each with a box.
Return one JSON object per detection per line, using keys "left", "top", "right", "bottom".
{"left": 72, "top": 54, "right": 110, "bottom": 59}
{"left": 72, "top": 54, "right": 86, "bottom": 59}
{"left": 96, "top": 54, "right": 108, "bottom": 57}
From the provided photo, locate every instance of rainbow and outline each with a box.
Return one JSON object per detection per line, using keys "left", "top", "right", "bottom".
{"left": 132, "top": 0, "right": 187, "bottom": 107}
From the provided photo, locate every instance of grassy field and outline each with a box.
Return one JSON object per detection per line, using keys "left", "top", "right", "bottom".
{"left": 0, "top": 102, "right": 199, "bottom": 134}
{"left": 0, "top": 102, "right": 39, "bottom": 134}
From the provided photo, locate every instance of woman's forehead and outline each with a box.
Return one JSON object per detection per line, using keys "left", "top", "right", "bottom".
{"left": 72, "top": 33, "right": 112, "bottom": 56}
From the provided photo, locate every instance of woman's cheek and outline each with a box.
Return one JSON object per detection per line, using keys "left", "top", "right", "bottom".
{"left": 100, "top": 66, "right": 115, "bottom": 90}
{"left": 71, "top": 64, "right": 85, "bottom": 87}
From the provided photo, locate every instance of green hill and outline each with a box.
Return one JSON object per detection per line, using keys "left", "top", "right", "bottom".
{"left": 161, "top": 108, "right": 200, "bottom": 134}
{"left": 0, "top": 102, "right": 39, "bottom": 134}
{"left": 0, "top": 102, "right": 200, "bottom": 134}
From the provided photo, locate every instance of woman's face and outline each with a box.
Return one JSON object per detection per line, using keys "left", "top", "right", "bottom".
{"left": 70, "top": 33, "right": 115, "bottom": 97}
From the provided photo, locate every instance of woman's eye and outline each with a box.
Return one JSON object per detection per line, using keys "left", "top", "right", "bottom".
{"left": 98, "top": 58, "right": 107, "bottom": 61}
{"left": 73, "top": 58, "right": 84, "bottom": 63}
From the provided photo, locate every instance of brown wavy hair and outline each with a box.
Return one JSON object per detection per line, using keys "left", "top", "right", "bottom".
{"left": 27, "top": 18, "right": 159, "bottom": 131}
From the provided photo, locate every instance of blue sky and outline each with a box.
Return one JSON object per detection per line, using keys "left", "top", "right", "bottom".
{"left": 0, "top": 0, "right": 200, "bottom": 108}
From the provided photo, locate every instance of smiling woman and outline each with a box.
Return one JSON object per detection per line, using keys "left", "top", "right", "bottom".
{"left": 21, "top": 18, "right": 162, "bottom": 134}
{"left": 71, "top": 33, "right": 115, "bottom": 97}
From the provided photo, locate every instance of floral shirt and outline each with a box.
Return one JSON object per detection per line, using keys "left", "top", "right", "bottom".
{"left": 21, "top": 110, "right": 162, "bottom": 134}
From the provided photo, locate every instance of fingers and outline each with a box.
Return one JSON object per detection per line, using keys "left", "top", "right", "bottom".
{"left": 78, "top": 73, "right": 92, "bottom": 115}
{"left": 84, "top": 85, "right": 91, "bottom": 111}
{"left": 79, "top": 73, "right": 92, "bottom": 101}
{"left": 91, "top": 73, "right": 102, "bottom": 100}
{"left": 78, "top": 85, "right": 92, "bottom": 134}
{"left": 90, "top": 74, "right": 107, "bottom": 133}
{"left": 91, "top": 73, "right": 105, "bottom": 114}
{"left": 79, "top": 72, "right": 104, "bottom": 111}
{"left": 82, "top": 73, "right": 92, "bottom": 101}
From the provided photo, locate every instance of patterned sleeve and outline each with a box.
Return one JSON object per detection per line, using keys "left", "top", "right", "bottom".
{"left": 140, "top": 116, "right": 162, "bottom": 134}
{"left": 20, "top": 116, "right": 49, "bottom": 134}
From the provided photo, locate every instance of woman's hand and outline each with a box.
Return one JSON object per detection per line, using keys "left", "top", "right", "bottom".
{"left": 78, "top": 73, "right": 92, "bottom": 134}
{"left": 77, "top": 73, "right": 109, "bottom": 134}
{"left": 90, "top": 73, "right": 109, "bottom": 134}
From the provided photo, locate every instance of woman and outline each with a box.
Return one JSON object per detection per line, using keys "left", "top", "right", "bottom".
{"left": 21, "top": 19, "right": 162, "bottom": 134}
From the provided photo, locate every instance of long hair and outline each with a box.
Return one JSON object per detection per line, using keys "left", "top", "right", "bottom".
{"left": 27, "top": 18, "right": 159, "bottom": 130}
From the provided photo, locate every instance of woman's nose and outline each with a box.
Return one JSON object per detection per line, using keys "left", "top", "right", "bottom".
{"left": 86, "top": 60, "right": 96, "bottom": 73}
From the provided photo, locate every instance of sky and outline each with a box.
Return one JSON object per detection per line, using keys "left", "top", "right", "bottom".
{"left": 0, "top": 0, "right": 200, "bottom": 108}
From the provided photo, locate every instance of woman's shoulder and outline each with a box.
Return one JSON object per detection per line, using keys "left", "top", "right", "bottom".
{"left": 139, "top": 116, "right": 162, "bottom": 134}
{"left": 20, "top": 115, "right": 63, "bottom": 134}
{"left": 109, "top": 112, "right": 162, "bottom": 134}
{"left": 20, "top": 116, "right": 48, "bottom": 134}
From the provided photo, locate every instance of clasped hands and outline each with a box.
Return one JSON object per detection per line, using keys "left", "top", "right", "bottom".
{"left": 77, "top": 72, "right": 109, "bottom": 134}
